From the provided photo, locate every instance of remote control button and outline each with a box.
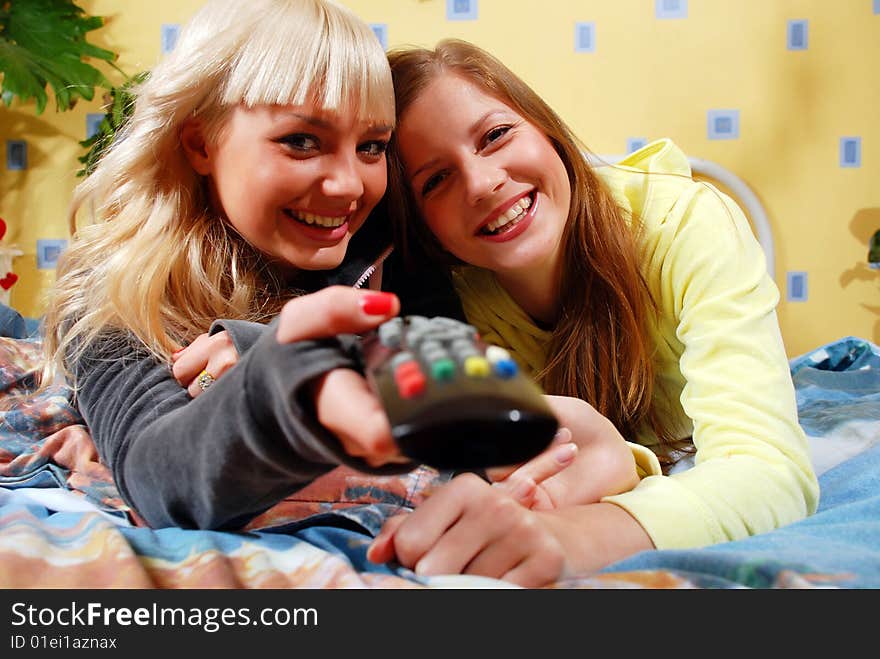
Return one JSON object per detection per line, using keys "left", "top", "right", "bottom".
{"left": 420, "top": 340, "right": 445, "bottom": 358}
{"left": 391, "top": 351, "right": 417, "bottom": 369}
{"left": 423, "top": 348, "right": 450, "bottom": 365}
{"left": 394, "top": 359, "right": 421, "bottom": 377}
{"left": 493, "top": 359, "right": 518, "bottom": 379}
{"left": 395, "top": 368, "right": 427, "bottom": 398}
{"left": 430, "top": 357, "right": 456, "bottom": 381}
{"left": 463, "top": 355, "right": 490, "bottom": 377}
{"left": 484, "top": 346, "right": 519, "bottom": 378}
{"left": 485, "top": 345, "right": 511, "bottom": 362}
{"left": 378, "top": 318, "right": 403, "bottom": 348}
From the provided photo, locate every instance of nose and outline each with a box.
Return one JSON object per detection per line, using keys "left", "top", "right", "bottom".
{"left": 321, "top": 152, "right": 365, "bottom": 199}
{"left": 463, "top": 158, "right": 506, "bottom": 206}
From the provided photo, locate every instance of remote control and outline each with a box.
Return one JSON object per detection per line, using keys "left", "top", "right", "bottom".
{"left": 360, "top": 315, "right": 559, "bottom": 470}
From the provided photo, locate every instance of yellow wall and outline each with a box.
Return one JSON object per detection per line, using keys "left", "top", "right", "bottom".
{"left": 1, "top": 0, "right": 878, "bottom": 357}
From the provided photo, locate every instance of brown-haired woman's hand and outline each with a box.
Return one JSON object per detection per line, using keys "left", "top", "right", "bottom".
{"left": 367, "top": 472, "right": 569, "bottom": 587}
{"left": 481, "top": 397, "right": 639, "bottom": 511}
{"left": 368, "top": 483, "right": 656, "bottom": 586}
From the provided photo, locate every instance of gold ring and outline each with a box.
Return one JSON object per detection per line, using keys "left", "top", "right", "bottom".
{"left": 196, "top": 369, "right": 216, "bottom": 391}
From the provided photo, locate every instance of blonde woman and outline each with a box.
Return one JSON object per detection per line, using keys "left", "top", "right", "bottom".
{"left": 42, "top": 0, "right": 417, "bottom": 531}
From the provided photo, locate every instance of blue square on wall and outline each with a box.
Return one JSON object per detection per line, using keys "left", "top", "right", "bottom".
{"left": 161, "top": 24, "right": 180, "bottom": 54}
{"left": 627, "top": 137, "right": 648, "bottom": 153}
{"left": 786, "top": 271, "right": 808, "bottom": 302}
{"left": 656, "top": 0, "right": 688, "bottom": 19}
{"left": 6, "top": 140, "right": 27, "bottom": 170}
{"left": 787, "top": 20, "right": 808, "bottom": 50}
{"left": 370, "top": 24, "right": 388, "bottom": 50}
{"left": 875, "top": 0, "right": 880, "bottom": 15}
{"left": 37, "top": 239, "right": 69, "bottom": 270}
{"left": 447, "top": 0, "right": 477, "bottom": 21}
{"left": 707, "top": 109, "right": 740, "bottom": 140}
{"left": 840, "top": 137, "right": 861, "bottom": 168}
{"left": 574, "top": 22, "right": 595, "bottom": 53}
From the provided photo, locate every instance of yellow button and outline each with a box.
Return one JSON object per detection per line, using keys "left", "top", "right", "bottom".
{"left": 463, "top": 356, "right": 490, "bottom": 377}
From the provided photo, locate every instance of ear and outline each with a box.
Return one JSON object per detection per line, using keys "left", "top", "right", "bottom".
{"left": 180, "top": 119, "right": 212, "bottom": 175}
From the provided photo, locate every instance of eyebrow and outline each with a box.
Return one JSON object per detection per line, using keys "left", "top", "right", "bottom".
{"left": 285, "top": 111, "right": 392, "bottom": 135}
{"left": 408, "top": 109, "right": 510, "bottom": 181}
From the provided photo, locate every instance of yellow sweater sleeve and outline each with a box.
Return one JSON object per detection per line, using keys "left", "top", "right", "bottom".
{"left": 601, "top": 154, "right": 819, "bottom": 549}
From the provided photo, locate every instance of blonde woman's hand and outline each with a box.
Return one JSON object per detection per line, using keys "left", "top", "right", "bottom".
{"left": 276, "top": 287, "right": 404, "bottom": 467}
{"left": 171, "top": 330, "right": 239, "bottom": 399}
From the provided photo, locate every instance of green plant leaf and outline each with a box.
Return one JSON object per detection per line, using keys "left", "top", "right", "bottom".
{"left": 0, "top": 0, "right": 116, "bottom": 114}
{"left": 77, "top": 70, "right": 148, "bottom": 177}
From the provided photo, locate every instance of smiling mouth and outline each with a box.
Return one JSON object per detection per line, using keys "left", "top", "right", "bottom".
{"left": 283, "top": 209, "right": 349, "bottom": 229}
{"left": 479, "top": 192, "right": 534, "bottom": 236}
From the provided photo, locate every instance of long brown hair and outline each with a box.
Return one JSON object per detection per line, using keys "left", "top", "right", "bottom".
{"left": 387, "top": 39, "right": 675, "bottom": 450}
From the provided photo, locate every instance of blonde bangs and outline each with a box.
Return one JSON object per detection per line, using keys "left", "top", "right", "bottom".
{"left": 222, "top": 0, "right": 394, "bottom": 126}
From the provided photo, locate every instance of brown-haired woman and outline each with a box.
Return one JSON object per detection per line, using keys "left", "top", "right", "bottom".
{"left": 367, "top": 39, "right": 819, "bottom": 586}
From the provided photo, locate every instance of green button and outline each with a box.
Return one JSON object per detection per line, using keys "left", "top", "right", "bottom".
{"left": 431, "top": 358, "right": 456, "bottom": 381}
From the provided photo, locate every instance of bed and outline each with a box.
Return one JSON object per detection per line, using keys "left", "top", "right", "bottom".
{"left": 0, "top": 328, "right": 877, "bottom": 589}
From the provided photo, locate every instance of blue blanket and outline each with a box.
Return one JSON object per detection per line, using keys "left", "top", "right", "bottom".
{"left": 592, "top": 336, "right": 880, "bottom": 588}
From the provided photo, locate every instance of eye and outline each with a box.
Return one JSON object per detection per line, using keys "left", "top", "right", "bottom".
{"left": 421, "top": 170, "right": 449, "bottom": 197}
{"left": 358, "top": 140, "right": 389, "bottom": 158}
{"left": 481, "top": 125, "right": 512, "bottom": 149}
{"left": 277, "top": 133, "right": 320, "bottom": 152}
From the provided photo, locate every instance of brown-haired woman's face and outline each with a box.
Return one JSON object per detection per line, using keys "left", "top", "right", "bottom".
{"left": 396, "top": 73, "right": 570, "bottom": 280}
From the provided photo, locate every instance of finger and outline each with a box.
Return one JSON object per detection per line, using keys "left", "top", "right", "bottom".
{"left": 171, "top": 332, "right": 239, "bottom": 397}
{"left": 413, "top": 487, "right": 522, "bottom": 578}
{"left": 491, "top": 476, "right": 537, "bottom": 507}
{"left": 172, "top": 331, "right": 238, "bottom": 386}
{"left": 367, "top": 514, "right": 409, "bottom": 564}
{"left": 185, "top": 357, "right": 237, "bottom": 399}
{"left": 385, "top": 473, "right": 487, "bottom": 569}
{"left": 485, "top": 427, "right": 573, "bottom": 482}
{"left": 501, "top": 552, "right": 566, "bottom": 588}
{"left": 313, "top": 369, "right": 402, "bottom": 466}
{"left": 276, "top": 286, "right": 400, "bottom": 343}
{"left": 171, "top": 333, "right": 212, "bottom": 384}
{"left": 489, "top": 435, "right": 576, "bottom": 495}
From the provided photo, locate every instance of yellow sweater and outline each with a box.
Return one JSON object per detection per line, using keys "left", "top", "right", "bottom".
{"left": 452, "top": 138, "right": 819, "bottom": 550}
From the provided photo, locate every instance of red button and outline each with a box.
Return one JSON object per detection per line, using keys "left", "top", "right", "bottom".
{"left": 396, "top": 370, "right": 426, "bottom": 398}
{"left": 394, "top": 361, "right": 426, "bottom": 398}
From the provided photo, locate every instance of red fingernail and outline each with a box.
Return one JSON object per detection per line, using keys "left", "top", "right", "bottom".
{"left": 360, "top": 292, "right": 395, "bottom": 315}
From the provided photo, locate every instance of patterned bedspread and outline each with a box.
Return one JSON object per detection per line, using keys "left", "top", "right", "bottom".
{"left": 1, "top": 334, "right": 878, "bottom": 589}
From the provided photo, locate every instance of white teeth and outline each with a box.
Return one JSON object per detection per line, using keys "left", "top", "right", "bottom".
{"left": 289, "top": 210, "right": 348, "bottom": 228}
{"left": 485, "top": 195, "right": 532, "bottom": 233}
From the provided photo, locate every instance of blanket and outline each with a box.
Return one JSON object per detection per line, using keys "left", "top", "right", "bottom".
{"left": 1, "top": 335, "right": 878, "bottom": 589}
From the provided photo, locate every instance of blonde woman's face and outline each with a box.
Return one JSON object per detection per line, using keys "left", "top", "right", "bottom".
{"left": 397, "top": 73, "right": 570, "bottom": 281}
{"left": 198, "top": 103, "right": 392, "bottom": 272}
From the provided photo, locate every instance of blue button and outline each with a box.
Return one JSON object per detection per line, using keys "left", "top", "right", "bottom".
{"left": 493, "top": 359, "right": 518, "bottom": 379}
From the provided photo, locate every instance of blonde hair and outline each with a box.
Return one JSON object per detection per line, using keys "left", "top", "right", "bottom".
{"left": 387, "top": 40, "right": 676, "bottom": 452}
{"left": 42, "top": 0, "right": 393, "bottom": 385}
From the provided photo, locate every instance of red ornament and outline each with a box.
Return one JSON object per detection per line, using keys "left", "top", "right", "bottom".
{"left": 0, "top": 272, "right": 18, "bottom": 290}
